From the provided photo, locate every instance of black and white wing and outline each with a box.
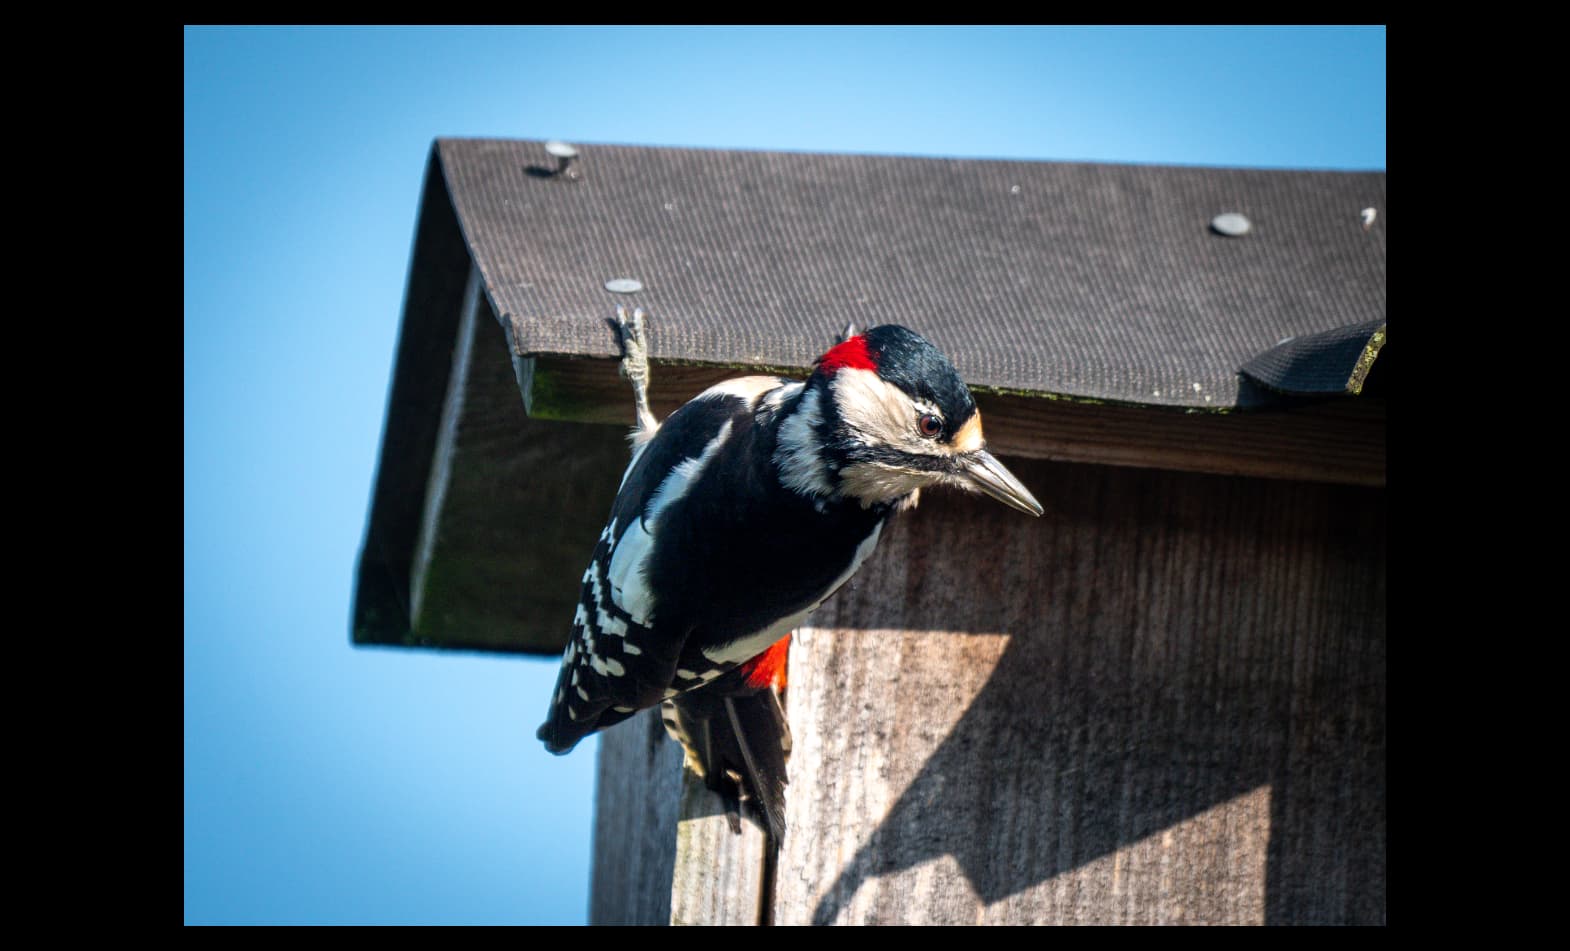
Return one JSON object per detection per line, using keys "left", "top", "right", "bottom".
{"left": 536, "top": 378, "right": 790, "bottom": 753}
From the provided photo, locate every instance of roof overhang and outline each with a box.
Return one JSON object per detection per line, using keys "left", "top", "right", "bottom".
{"left": 353, "top": 139, "right": 1386, "bottom": 654}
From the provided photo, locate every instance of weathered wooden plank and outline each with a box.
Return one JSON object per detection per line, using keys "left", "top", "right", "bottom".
{"left": 402, "top": 269, "right": 632, "bottom": 652}
{"left": 772, "top": 458, "right": 1385, "bottom": 925}
{"left": 591, "top": 708, "right": 770, "bottom": 925}
{"left": 591, "top": 710, "right": 683, "bottom": 925}
{"left": 410, "top": 267, "right": 485, "bottom": 629}
{"left": 353, "top": 157, "right": 476, "bottom": 649}
{"left": 514, "top": 351, "right": 1386, "bottom": 488}
{"left": 669, "top": 771, "right": 769, "bottom": 926}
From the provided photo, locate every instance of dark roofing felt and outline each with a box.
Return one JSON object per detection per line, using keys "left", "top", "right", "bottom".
{"left": 435, "top": 138, "right": 1385, "bottom": 410}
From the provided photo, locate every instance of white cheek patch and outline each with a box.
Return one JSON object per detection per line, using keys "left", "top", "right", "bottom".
{"left": 832, "top": 368, "right": 920, "bottom": 450}
{"left": 833, "top": 368, "right": 984, "bottom": 460}
{"left": 832, "top": 369, "right": 960, "bottom": 460}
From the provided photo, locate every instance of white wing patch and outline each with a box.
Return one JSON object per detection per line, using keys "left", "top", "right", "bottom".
{"left": 646, "top": 420, "right": 732, "bottom": 523}
{"left": 582, "top": 561, "right": 629, "bottom": 639}
{"left": 607, "top": 518, "right": 657, "bottom": 626}
{"left": 555, "top": 376, "right": 806, "bottom": 729}
{"left": 607, "top": 420, "right": 735, "bottom": 628}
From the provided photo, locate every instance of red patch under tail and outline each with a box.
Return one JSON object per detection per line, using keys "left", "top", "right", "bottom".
{"left": 739, "top": 633, "right": 792, "bottom": 690}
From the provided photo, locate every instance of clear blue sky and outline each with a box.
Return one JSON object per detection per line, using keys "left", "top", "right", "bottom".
{"left": 183, "top": 25, "right": 1385, "bottom": 925}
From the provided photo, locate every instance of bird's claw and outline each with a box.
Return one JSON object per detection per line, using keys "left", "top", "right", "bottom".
{"left": 616, "top": 306, "right": 657, "bottom": 433}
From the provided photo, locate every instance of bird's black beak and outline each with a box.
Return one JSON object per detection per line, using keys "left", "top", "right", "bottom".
{"left": 961, "top": 450, "right": 1043, "bottom": 517}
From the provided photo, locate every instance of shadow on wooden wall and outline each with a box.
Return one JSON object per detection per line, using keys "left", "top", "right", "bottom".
{"left": 784, "top": 459, "right": 1385, "bottom": 925}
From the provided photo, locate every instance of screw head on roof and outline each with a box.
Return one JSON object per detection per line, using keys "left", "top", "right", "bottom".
{"left": 605, "top": 278, "right": 643, "bottom": 294}
{"left": 544, "top": 141, "right": 580, "bottom": 179}
{"left": 1210, "top": 212, "right": 1251, "bottom": 237}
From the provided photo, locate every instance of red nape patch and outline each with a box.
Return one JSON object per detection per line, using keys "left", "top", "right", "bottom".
{"left": 817, "top": 336, "right": 877, "bottom": 375}
{"left": 739, "top": 634, "right": 792, "bottom": 690}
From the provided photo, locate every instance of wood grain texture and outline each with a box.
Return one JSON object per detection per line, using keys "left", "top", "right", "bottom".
{"left": 515, "top": 350, "right": 1386, "bottom": 488}
{"left": 591, "top": 709, "right": 684, "bottom": 925}
{"left": 772, "top": 458, "right": 1386, "bottom": 925}
{"left": 353, "top": 157, "right": 475, "bottom": 649}
{"left": 669, "top": 771, "right": 769, "bottom": 925}
{"left": 591, "top": 708, "right": 771, "bottom": 925}
{"left": 403, "top": 287, "right": 632, "bottom": 653}
{"left": 411, "top": 267, "right": 485, "bottom": 630}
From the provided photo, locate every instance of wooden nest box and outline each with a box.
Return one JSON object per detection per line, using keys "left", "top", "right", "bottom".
{"left": 354, "top": 139, "right": 1386, "bottom": 925}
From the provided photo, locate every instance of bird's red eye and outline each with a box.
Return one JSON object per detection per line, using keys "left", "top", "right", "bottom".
{"left": 918, "top": 413, "right": 943, "bottom": 438}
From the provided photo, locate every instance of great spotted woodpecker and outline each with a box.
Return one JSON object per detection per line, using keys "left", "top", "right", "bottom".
{"left": 537, "top": 310, "right": 1042, "bottom": 840}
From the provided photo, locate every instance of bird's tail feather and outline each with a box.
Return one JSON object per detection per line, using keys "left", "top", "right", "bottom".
{"left": 725, "top": 691, "right": 790, "bottom": 841}
{"left": 665, "top": 686, "right": 791, "bottom": 840}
